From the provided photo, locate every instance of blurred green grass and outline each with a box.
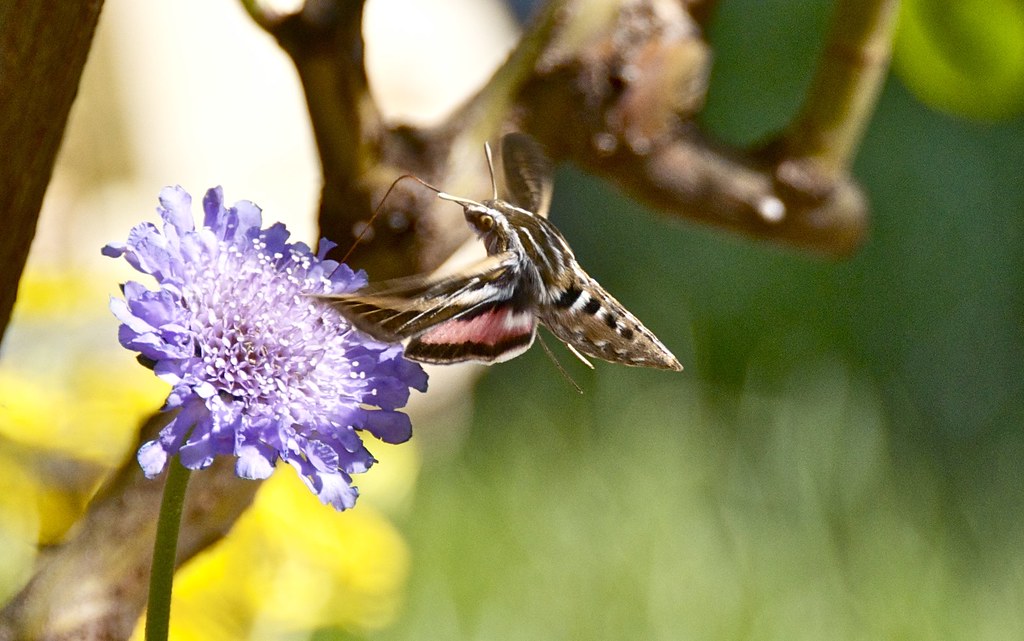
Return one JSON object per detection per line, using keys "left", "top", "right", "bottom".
{"left": 320, "top": 1, "right": 1024, "bottom": 640}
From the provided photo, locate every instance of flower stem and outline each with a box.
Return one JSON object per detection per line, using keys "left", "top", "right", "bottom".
{"left": 145, "top": 458, "right": 191, "bottom": 641}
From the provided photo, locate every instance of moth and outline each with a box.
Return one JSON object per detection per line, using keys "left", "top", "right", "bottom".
{"left": 325, "top": 133, "right": 682, "bottom": 371}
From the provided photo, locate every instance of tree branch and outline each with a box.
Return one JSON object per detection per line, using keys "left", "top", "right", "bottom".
{"left": 513, "top": 0, "right": 897, "bottom": 255}
{"left": 245, "top": 0, "right": 428, "bottom": 279}
{"left": 0, "top": 0, "right": 105, "bottom": 346}
{"left": 252, "top": 0, "right": 896, "bottom": 263}
{"left": 779, "top": 0, "right": 901, "bottom": 177}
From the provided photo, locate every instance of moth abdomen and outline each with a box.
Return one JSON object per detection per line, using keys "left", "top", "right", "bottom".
{"left": 553, "top": 286, "right": 584, "bottom": 308}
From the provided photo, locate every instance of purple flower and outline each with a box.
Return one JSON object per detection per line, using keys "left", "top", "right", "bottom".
{"left": 103, "top": 186, "right": 428, "bottom": 510}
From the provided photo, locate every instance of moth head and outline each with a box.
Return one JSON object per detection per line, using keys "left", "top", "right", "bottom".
{"left": 465, "top": 205, "right": 497, "bottom": 234}
{"left": 437, "top": 192, "right": 509, "bottom": 253}
{"left": 463, "top": 202, "right": 511, "bottom": 255}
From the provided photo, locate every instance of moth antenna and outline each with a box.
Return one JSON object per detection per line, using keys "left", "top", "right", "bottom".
{"left": 537, "top": 333, "right": 584, "bottom": 395}
{"left": 484, "top": 141, "right": 498, "bottom": 200}
{"left": 340, "top": 174, "right": 445, "bottom": 264}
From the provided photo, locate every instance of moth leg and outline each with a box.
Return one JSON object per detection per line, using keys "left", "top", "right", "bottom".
{"left": 564, "top": 342, "right": 595, "bottom": 369}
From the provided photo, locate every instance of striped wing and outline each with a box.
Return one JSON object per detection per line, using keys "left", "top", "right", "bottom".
{"left": 500, "top": 133, "right": 553, "bottom": 218}
{"left": 323, "top": 252, "right": 538, "bottom": 364}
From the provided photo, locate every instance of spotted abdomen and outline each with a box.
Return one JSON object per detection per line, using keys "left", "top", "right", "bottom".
{"left": 539, "top": 276, "right": 682, "bottom": 371}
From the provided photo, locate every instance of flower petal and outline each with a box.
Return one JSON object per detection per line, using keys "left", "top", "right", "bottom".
{"left": 235, "top": 441, "right": 277, "bottom": 479}
{"left": 158, "top": 186, "right": 195, "bottom": 234}
{"left": 358, "top": 409, "right": 413, "bottom": 444}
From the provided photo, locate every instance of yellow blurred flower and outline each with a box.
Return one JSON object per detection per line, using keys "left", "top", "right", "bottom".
{"left": 0, "top": 272, "right": 167, "bottom": 467}
{"left": 133, "top": 466, "right": 412, "bottom": 641}
{"left": 0, "top": 272, "right": 167, "bottom": 550}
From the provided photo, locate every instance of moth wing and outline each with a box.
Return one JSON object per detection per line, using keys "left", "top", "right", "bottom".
{"left": 539, "top": 273, "right": 683, "bottom": 371}
{"left": 321, "top": 253, "right": 520, "bottom": 343}
{"left": 405, "top": 305, "right": 537, "bottom": 365}
{"left": 500, "top": 132, "right": 553, "bottom": 217}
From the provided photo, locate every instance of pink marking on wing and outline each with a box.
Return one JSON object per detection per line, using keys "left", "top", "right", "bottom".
{"left": 417, "top": 308, "right": 535, "bottom": 346}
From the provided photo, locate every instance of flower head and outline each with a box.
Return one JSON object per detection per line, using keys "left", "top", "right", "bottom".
{"left": 104, "top": 186, "right": 428, "bottom": 510}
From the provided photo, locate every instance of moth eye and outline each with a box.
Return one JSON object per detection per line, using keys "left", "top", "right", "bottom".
{"left": 478, "top": 214, "right": 495, "bottom": 231}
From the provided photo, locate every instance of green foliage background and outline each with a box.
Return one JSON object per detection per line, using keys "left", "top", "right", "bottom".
{"left": 328, "top": 1, "right": 1024, "bottom": 640}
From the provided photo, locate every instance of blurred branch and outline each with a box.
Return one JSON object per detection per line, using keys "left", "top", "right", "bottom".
{"left": 515, "top": 0, "right": 899, "bottom": 255}
{"left": 569, "top": 124, "right": 868, "bottom": 255}
{"left": 443, "top": 0, "right": 562, "bottom": 148}
{"left": 779, "top": 0, "right": 901, "bottom": 177}
{"left": 243, "top": 0, "right": 415, "bottom": 277}
{"left": 245, "top": 0, "right": 568, "bottom": 278}
{"left": 0, "top": 416, "right": 259, "bottom": 641}
{"left": 246, "top": 0, "right": 896, "bottom": 266}
{"left": 268, "top": 1, "right": 380, "bottom": 204}
{"left": 683, "top": 0, "right": 719, "bottom": 29}
{"left": 0, "top": 0, "right": 104, "bottom": 346}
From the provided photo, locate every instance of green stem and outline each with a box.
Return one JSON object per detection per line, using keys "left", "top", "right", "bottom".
{"left": 785, "top": 0, "right": 901, "bottom": 175}
{"left": 145, "top": 458, "right": 192, "bottom": 641}
{"left": 447, "top": 0, "right": 565, "bottom": 144}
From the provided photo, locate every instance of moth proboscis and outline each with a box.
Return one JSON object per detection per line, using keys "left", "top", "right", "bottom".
{"left": 323, "top": 133, "right": 683, "bottom": 372}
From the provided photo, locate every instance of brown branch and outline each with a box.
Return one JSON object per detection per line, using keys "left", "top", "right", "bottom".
{"left": 247, "top": 0, "right": 568, "bottom": 279}
{"left": 270, "top": 2, "right": 379, "bottom": 202}
{"left": 780, "top": 0, "right": 901, "bottom": 177}
{"left": 243, "top": 0, "right": 898, "bottom": 270}
{"left": 251, "top": 1, "right": 454, "bottom": 279}
{"left": 513, "top": 0, "right": 897, "bottom": 256}
{"left": 0, "top": 0, "right": 105, "bottom": 346}
{"left": 582, "top": 125, "right": 867, "bottom": 255}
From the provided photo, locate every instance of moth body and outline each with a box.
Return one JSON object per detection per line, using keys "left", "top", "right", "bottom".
{"left": 324, "top": 134, "right": 682, "bottom": 372}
